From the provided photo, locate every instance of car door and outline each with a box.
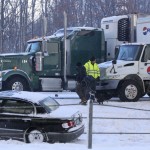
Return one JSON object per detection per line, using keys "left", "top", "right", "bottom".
{"left": 43, "top": 41, "right": 61, "bottom": 76}
{"left": 0, "top": 98, "right": 34, "bottom": 140}
{"left": 0, "top": 99, "right": 7, "bottom": 137}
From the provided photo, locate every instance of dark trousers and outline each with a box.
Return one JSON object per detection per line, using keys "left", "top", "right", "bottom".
{"left": 83, "top": 76, "right": 96, "bottom": 91}
{"left": 76, "top": 77, "right": 96, "bottom": 101}
{"left": 76, "top": 82, "right": 86, "bottom": 101}
{"left": 82, "top": 76, "right": 96, "bottom": 100}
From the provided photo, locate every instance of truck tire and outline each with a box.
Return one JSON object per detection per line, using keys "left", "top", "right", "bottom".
{"left": 6, "top": 77, "right": 29, "bottom": 91}
{"left": 118, "top": 80, "right": 141, "bottom": 102}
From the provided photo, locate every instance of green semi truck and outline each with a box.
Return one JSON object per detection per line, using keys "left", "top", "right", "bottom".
{"left": 0, "top": 27, "right": 106, "bottom": 91}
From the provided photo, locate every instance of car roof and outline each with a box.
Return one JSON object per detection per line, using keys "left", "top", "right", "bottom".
{"left": 0, "top": 91, "right": 49, "bottom": 104}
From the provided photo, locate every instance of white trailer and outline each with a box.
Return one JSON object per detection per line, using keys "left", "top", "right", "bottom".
{"left": 137, "top": 15, "right": 150, "bottom": 43}
{"left": 101, "top": 14, "right": 137, "bottom": 60}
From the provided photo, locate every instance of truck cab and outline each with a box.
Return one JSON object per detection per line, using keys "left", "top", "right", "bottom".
{"left": 97, "top": 43, "right": 150, "bottom": 101}
{"left": 0, "top": 27, "right": 106, "bottom": 92}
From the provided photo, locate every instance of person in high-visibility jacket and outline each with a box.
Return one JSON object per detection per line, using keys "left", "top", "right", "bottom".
{"left": 84, "top": 56, "right": 100, "bottom": 80}
{"left": 83, "top": 56, "right": 100, "bottom": 102}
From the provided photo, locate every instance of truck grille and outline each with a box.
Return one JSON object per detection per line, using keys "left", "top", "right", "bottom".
{"left": 118, "top": 18, "right": 129, "bottom": 41}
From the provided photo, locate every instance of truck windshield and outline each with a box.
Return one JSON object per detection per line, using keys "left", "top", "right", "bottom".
{"left": 25, "top": 42, "right": 41, "bottom": 53}
{"left": 117, "top": 45, "right": 143, "bottom": 61}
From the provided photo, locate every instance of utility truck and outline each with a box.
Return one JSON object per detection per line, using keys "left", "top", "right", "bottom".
{"left": 96, "top": 14, "right": 150, "bottom": 102}
{"left": 0, "top": 27, "right": 106, "bottom": 91}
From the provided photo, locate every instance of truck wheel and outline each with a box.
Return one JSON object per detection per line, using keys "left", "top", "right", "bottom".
{"left": 118, "top": 80, "right": 141, "bottom": 102}
{"left": 6, "top": 77, "right": 29, "bottom": 91}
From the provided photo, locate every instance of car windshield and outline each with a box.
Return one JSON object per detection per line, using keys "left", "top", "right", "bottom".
{"left": 25, "top": 42, "right": 41, "bottom": 53}
{"left": 39, "top": 97, "right": 59, "bottom": 113}
{"left": 117, "top": 45, "right": 143, "bottom": 61}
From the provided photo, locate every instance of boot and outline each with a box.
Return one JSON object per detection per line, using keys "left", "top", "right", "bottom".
{"left": 81, "top": 97, "right": 87, "bottom": 105}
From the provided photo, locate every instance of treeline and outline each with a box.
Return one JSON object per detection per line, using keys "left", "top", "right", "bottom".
{"left": 0, "top": 0, "right": 150, "bottom": 53}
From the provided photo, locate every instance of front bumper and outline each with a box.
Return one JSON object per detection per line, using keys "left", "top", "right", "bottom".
{"left": 96, "top": 79, "right": 120, "bottom": 91}
{"left": 47, "top": 124, "right": 84, "bottom": 143}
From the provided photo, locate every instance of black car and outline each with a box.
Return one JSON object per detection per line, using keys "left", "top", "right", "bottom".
{"left": 0, "top": 91, "right": 84, "bottom": 143}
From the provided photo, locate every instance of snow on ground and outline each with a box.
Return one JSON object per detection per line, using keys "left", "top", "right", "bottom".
{"left": 1, "top": 92, "right": 150, "bottom": 150}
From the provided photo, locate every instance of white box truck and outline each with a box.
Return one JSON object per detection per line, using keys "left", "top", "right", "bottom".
{"left": 96, "top": 14, "right": 150, "bottom": 102}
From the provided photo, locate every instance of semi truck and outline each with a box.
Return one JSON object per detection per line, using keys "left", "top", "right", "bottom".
{"left": 96, "top": 14, "right": 150, "bottom": 102}
{"left": 0, "top": 27, "right": 106, "bottom": 91}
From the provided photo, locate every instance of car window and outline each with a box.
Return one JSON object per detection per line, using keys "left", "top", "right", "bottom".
{"left": 141, "top": 45, "right": 150, "bottom": 62}
{"left": 39, "top": 97, "right": 59, "bottom": 113}
{"left": 36, "top": 104, "right": 47, "bottom": 114}
{"left": 1, "top": 99, "right": 34, "bottom": 114}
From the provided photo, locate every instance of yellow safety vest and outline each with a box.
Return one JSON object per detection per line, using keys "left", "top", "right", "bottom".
{"left": 84, "top": 60, "right": 100, "bottom": 79}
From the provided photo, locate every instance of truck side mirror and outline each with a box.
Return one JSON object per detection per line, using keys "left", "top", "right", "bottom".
{"left": 42, "top": 40, "right": 47, "bottom": 52}
{"left": 35, "top": 52, "right": 44, "bottom": 71}
{"left": 115, "top": 46, "right": 120, "bottom": 59}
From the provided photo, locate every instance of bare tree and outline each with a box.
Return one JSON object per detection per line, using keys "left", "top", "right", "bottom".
{"left": 0, "top": 0, "right": 5, "bottom": 52}
{"left": 1, "top": 0, "right": 150, "bottom": 53}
